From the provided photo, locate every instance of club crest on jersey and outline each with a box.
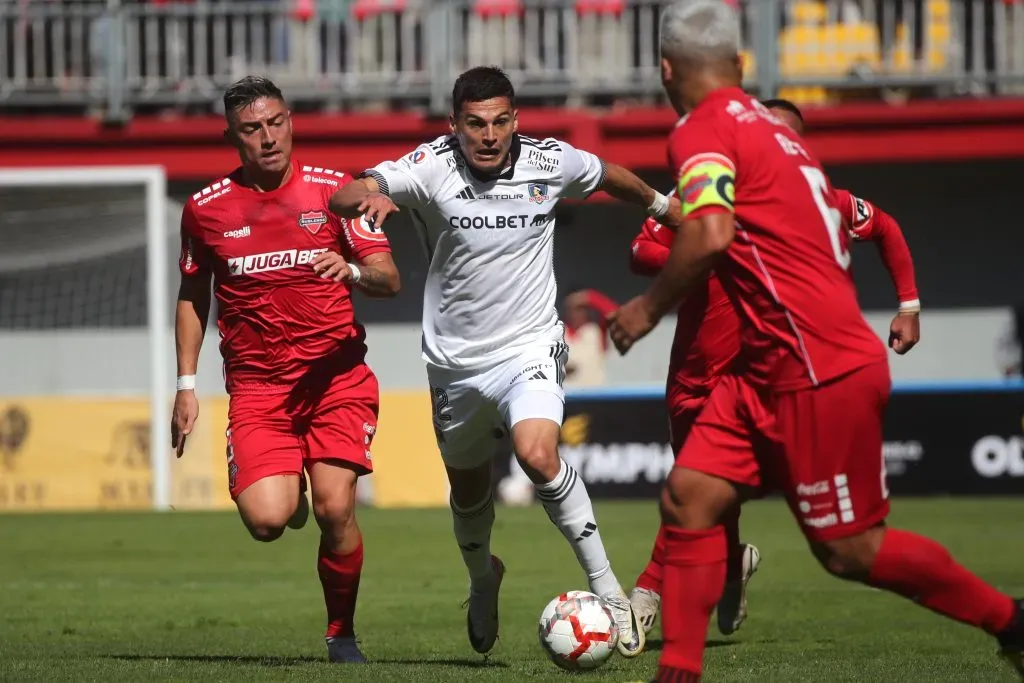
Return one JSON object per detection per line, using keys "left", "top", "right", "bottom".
{"left": 528, "top": 183, "right": 550, "bottom": 204}
{"left": 298, "top": 210, "right": 328, "bottom": 234}
{"left": 852, "top": 196, "right": 873, "bottom": 228}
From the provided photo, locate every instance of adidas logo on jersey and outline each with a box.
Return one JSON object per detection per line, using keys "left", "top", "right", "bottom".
{"left": 455, "top": 186, "right": 476, "bottom": 200}
{"left": 227, "top": 248, "right": 328, "bottom": 276}
{"left": 528, "top": 371, "right": 548, "bottom": 381}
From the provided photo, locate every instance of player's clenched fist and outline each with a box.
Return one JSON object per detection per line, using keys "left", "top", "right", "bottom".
{"left": 358, "top": 191, "right": 400, "bottom": 230}
{"left": 889, "top": 311, "right": 920, "bottom": 355}
{"left": 607, "top": 295, "right": 659, "bottom": 355}
{"left": 171, "top": 389, "right": 199, "bottom": 458}
{"left": 311, "top": 251, "right": 358, "bottom": 283}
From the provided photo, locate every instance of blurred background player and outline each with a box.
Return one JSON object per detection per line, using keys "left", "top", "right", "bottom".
{"left": 609, "top": 2, "right": 1023, "bottom": 681}
{"left": 626, "top": 96, "right": 923, "bottom": 637}
{"left": 561, "top": 288, "right": 618, "bottom": 388}
{"left": 171, "top": 76, "right": 400, "bottom": 664}
{"left": 330, "top": 66, "right": 685, "bottom": 659}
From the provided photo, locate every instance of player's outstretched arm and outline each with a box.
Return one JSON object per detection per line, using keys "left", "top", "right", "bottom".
{"left": 597, "top": 162, "right": 683, "bottom": 229}
{"left": 172, "top": 273, "right": 211, "bottom": 457}
{"left": 328, "top": 177, "right": 400, "bottom": 227}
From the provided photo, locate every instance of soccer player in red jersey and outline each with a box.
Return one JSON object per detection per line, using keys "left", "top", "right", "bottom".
{"left": 170, "top": 76, "right": 400, "bottom": 664}
{"left": 609, "top": 2, "right": 1023, "bottom": 681}
{"left": 626, "top": 97, "right": 923, "bottom": 638}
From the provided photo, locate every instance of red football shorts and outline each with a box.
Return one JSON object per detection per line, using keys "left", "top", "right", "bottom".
{"left": 224, "top": 363, "right": 379, "bottom": 499}
{"left": 676, "top": 360, "right": 892, "bottom": 542}
{"left": 667, "top": 394, "right": 711, "bottom": 454}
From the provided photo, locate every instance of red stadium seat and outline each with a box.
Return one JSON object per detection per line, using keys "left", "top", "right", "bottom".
{"left": 353, "top": 0, "right": 407, "bottom": 21}
{"left": 472, "top": 0, "right": 523, "bottom": 19}
{"left": 575, "top": 0, "right": 626, "bottom": 16}
{"left": 293, "top": 0, "right": 315, "bottom": 22}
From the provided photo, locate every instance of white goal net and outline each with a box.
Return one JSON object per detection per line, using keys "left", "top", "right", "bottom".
{"left": 0, "top": 167, "right": 180, "bottom": 512}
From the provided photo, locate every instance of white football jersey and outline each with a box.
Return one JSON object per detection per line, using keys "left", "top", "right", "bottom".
{"left": 365, "top": 134, "right": 605, "bottom": 370}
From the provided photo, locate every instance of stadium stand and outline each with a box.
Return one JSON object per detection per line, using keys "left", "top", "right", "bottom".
{"left": 0, "top": 0, "right": 1020, "bottom": 115}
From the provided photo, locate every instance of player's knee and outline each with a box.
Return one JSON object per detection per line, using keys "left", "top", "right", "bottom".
{"left": 312, "top": 488, "right": 356, "bottom": 534}
{"left": 660, "top": 467, "right": 736, "bottom": 530}
{"left": 515, "top": 440, "right": 559, "bottom": 482}
{"left": 244, "top": 516, "right": 289, "bottom": 543}
{"left": 810, "top": 526, "right": 885, "bottom": 580}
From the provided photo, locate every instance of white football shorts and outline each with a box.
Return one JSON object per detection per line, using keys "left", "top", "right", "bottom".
{"left": 426, "top": 328, "right": 569, "bottom": 470}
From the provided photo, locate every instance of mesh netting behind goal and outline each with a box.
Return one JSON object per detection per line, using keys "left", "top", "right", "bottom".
{"left": 0, "top": 183, "right": 182, "bottom": 329}
{"left": 0, "top": 167, "right": 180, "bottom": 513}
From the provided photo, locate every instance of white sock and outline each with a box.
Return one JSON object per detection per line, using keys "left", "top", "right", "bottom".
{"left": 450, "top": 492, "right": 496, "bottom": 585}
{"left": 534, "top": 458, "right": 620, "bottom": 596}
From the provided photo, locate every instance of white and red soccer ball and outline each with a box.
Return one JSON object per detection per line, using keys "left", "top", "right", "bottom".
{"left": 537, "top": 590, "right": 618, "bottom": 670}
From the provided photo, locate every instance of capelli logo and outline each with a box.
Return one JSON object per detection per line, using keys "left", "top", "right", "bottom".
{"left": 223, "top": 226, "right": 251, "bottom": 239}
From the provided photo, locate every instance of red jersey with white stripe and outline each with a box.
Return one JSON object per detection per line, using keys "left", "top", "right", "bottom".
{"left": 178, "top": 161, "right": 392, "bottom": 393}
{"left": 668, "top": 88, "right": 886, "bottom": 391}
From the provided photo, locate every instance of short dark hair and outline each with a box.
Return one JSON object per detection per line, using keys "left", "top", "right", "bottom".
{"left": 223, "top": 75, "right": 285, "bottom": 118}
{"left": 760, "top": 97, "right": 804, "bottom": 124}
{"left": 452, "top": 66, "right": 515, "bottom": 115}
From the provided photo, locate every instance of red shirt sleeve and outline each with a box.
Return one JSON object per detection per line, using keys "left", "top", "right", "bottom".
{"left": 331, "top": 176, "right": 393, "bottom": 262}
{"left": 836, "top": 188, "right": 920, "bottom": 305}
{"left": 178, "top": 201, "right": 211, "bottom": 277}
{"left": 668, "top": 116, "right": 737, "bottom": 221}
{"left": 630, "top": 216, "right": 673, "bottom": 276}
{"left": 581, "top": 289, "right": 618, "bottom": 317}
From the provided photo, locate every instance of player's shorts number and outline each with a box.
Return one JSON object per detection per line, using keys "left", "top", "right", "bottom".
{"left": 800, "top": 166, "right": 851, "bottom": 271}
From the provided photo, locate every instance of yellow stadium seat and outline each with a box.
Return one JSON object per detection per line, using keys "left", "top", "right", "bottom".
{"left": 790, "top": 0, "right": 827, "bottom": 25}
{"left": 928, "top": 0, "right": 950, "bottom": 19}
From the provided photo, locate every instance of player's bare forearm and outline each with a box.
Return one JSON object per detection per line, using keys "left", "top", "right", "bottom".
{"left": 599, "top": 162, "right": 658, "bottom": 209}
{"left": 645, "top": 213, "right": 734, "bottom": 317}
{"left": 329, "top": 178, "right": 379, "bottom": 218}
{"left": 175, "top": 276, "right": 211, "bottom": 375}
{"left": 355, "top": 253, "right": 401, "bottom": 298}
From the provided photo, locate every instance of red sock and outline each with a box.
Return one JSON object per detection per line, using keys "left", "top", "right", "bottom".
{"left": 868, "top": 528, "right": 1016, "bottom": 635}
{"left": 636, "top": 524, "right": 667, "bottom": 593}
{"left": 318, "top": 538, "right": 363, "bottom": 639}
{"left": 723, "top": 507, "right": 743, "bottom": 582}
{"left": 659, "top": 525, "right": 726, "bottom": 678}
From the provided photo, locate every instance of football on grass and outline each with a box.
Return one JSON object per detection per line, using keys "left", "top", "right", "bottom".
{"left": 538, "top": 590, "right": 618, "bottom": 670}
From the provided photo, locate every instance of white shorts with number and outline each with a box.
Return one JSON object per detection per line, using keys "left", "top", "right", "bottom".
{"left": 427, "top": 330, "right": 569, "bottom": 470}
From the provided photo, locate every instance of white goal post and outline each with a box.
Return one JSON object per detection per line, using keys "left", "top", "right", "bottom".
{"left": 0, "top": 166, "right": 172, "bottom": 511}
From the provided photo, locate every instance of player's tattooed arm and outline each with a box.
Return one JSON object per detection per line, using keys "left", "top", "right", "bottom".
{"left": 353, "top": 252, "right": 401, "bottom": 298}
{"left": 311, "top": 250, "right": 400, "bottom": 298}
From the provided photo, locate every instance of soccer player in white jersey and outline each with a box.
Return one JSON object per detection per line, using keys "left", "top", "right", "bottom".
{"left": 330, "top": 66, "right": 679, "bottom": 659}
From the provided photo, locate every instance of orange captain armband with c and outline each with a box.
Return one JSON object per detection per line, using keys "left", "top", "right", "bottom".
{"left": 676, "top": 153, "right": 736, "bottom": 218}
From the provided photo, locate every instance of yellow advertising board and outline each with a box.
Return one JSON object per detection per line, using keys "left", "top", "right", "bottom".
{"left": 0, "top": 391, "right": 448, "bottom": 513}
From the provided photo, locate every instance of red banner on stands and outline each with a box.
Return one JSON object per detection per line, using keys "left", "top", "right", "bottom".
{"left": 2, "top": 99, "right": 1023, "bottom": 179}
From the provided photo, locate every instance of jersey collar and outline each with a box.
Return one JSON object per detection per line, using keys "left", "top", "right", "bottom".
{"left": 464, "top": 134, "right": 522, "bottom": 183}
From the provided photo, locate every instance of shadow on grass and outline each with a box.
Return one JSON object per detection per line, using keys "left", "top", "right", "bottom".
{"left": 642, "top": 638, "right": 740, "bottom": 653}
{"left": 103, "top": 653, "right": 508, "bottom": 668}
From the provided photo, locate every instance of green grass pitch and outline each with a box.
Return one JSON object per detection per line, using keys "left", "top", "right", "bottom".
{"left": 0, "top": 498, "right": 1020, "bottom": 682}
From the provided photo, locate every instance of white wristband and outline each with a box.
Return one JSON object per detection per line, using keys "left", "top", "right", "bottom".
{"left": 348, "top": 263, "right": 362, "bottom": 284}
{"left": 647, "top": 191, "right": 670, "bottom": 219}
{"left": 898, "top": 299, "right": 921, "bottom": 314}
{"left": 176, "top": 375, "right": 196, "bottom": 391}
